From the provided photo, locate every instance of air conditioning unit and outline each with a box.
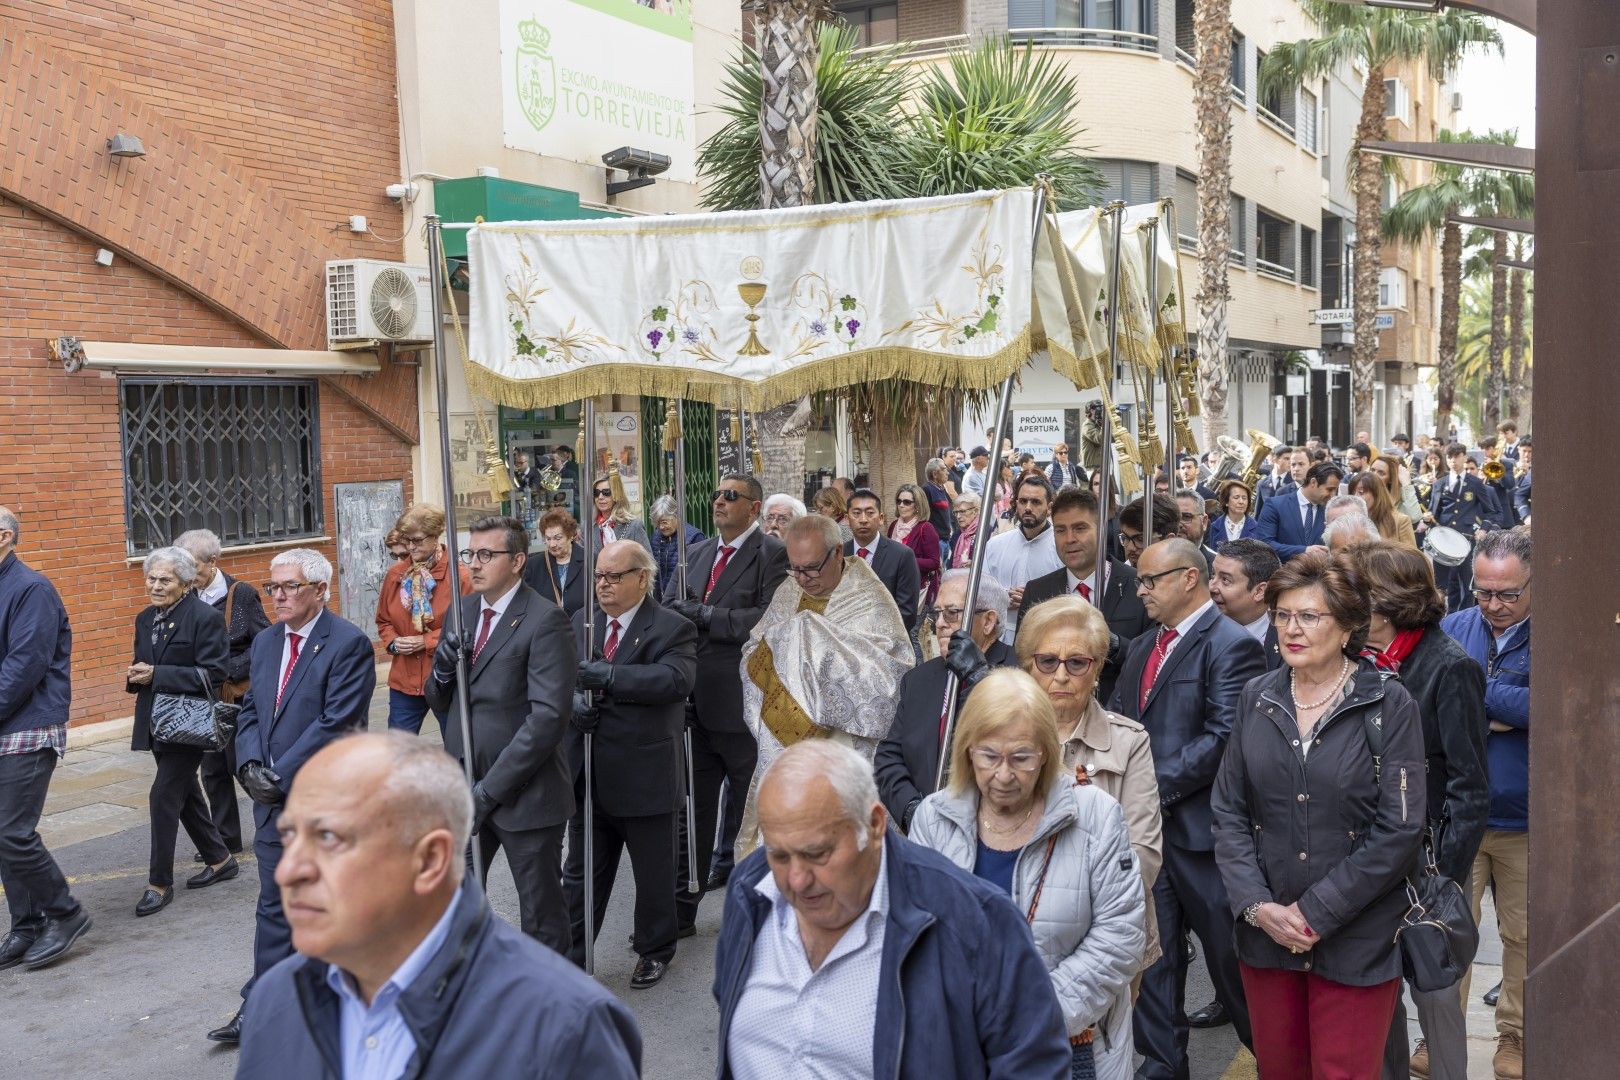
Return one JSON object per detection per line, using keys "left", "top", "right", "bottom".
{"left": 325, "top": 260, "right": 432, "bottom": 348}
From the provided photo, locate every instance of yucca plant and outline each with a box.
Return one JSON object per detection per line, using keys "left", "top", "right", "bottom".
{"left": 697, "top": 24, "right": 911, "bottom": 212}
{"left": 900, "top": 41, "right": 1101, "bottom": 210}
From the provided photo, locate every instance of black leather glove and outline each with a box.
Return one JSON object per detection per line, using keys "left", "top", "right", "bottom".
{"left": 238, "top": 761, "right": 284, "bottom": 807}
{"left": 667, "top": 599, "right": 711, "bottom": 630}
{"left": 571, "top": 690, "right": 602, "bottom": 734}
{"left": 577, "top": 659, "right": 615, "bottom": 693}
{"left": 1105, "top": 631, "right": 1124, "bottom": 666}
{"left": 470, "top": 783, "right": 498, "bottom": 834}
{"left": 944, "top": 632, "right": 993, "bottom": 688}
{"left": 431, "top": 629, "right": 463, "bottom": 683}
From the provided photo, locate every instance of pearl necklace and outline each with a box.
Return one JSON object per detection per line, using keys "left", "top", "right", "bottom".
{"left": 1290, "top": 657, "right": 1352, "bottom": 712}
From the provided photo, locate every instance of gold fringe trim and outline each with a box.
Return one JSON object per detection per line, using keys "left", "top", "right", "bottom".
{"left": 462, "top": 327, "right": 1035, "bottom": 412}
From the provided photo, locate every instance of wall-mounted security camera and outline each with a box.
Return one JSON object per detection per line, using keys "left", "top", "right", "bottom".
{"left": 602, "top": 147, "right": 672, "bottom": 197}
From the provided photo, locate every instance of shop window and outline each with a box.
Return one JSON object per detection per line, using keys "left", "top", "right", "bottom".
{"left": 120, "top": 378, "right": 322, "bottom": 556}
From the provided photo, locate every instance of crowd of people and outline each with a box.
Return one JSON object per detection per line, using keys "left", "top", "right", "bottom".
{"left": 0, "top": 415, "right": 1533, "bottom": 1078}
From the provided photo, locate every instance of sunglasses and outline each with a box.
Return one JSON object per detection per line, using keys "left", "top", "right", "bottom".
{"left": 711, "top": 489, "right": 746, "bottom": 503}
{"left": 1030, "top": 653, "right": 1095, "bottom": 677}
{"left": 895, "top": 498, "right": 915, "bottom": 506}
{"left": 592, "top": 488, "right": 613, "bottom": 499}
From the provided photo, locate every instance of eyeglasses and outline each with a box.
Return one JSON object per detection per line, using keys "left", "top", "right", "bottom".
{"left": 1137, "top": 566, "right": 1194, "bottom": 591}
{"left": 788, "top": 546, "right": 836, "bottom": 579}
{"left": 459, "top": 548, "right": 519, "bottom": 565}
{"left": 895, "top": 498, "right": 916, "bottom": 506}
{"left": 594, "top": 569, "right": 644, "bottom": 584}
{"left": 1030, "top": 653, "right": 1095, "bottom": 677}
{"left": 952, "top": 507, "right": 975, "bottom": 516}
{"left": 1273, "top": 608, "right": 1330, "bottom": 630}
{"left": 969, "top": 748, "right": 1044, "bottom": 773}
{"left": 711, "top": 489, "right": 745, "bottom": 503}
{"left": 262, "top": 581, "right": 316, "bottom": 598}
{"left": 1472, "top": 584, "right": 1529, "bottom": 604}
{"left": 926, "top": 605, "right": 968, "bottom": 625}
{"left": 400, "top": 533, "right": 432, "bottom": 544}
{"left": 1121, "top": 531, "right": 1145, "bottom": 548}
{"left": 389, "top": 550, "right": 410, "bottom": 560}
{"left": 592, "top": 488, "right": 613, "bottom": 499}
{"left": 763, "top": 513, "right": 794, "bottom": 525}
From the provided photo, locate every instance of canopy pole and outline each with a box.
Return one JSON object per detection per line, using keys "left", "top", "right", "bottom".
{"left": 1094, "top": 201, "right": 1127, "bottom": 604}
{"left": 672, "top": 400, "right": 701, "bottom": 894}
{"left": 427, "top": 215, "right": 482, "bottom": 872}
{"left": 935, "top": 179, "right": 1049, "bottom": 793}
{"left": 1160, "top": 203, "right": 1178, "bottom": 541}
{"left": 1142, "top": 215, "right": 1163, "bottom": 530}
{"left": 580, "top": 397, "right": 599, "bottom": 976}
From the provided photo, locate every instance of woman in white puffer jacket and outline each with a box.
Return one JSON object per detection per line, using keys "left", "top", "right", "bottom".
{"left": 909, "top": 668, "right": 1147, "bottom": 1080}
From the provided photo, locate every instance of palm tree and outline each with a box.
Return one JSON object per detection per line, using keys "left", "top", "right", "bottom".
{"left": 1458, "top": 154, "right": 1533, "bottom": 431}
{"left": 1382, "top": 129, "right": 1489, "bottom": 439}
{"left": 1262, "top": 4, "right": 1501, "bottom": 436}
{"left": 1191, "top": 0, "right": 1234, "bottom": 440}
{"left": 756, "top": 0, "right": 828, "bottom": 210}
{"left": 1507, "top": 234, "right": 1531, "bottom": 425}
{"left": 1455, "top": 270, "right": 1531, "bottom": 435}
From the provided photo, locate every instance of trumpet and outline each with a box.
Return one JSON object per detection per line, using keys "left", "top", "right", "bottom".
{"left": 1483, "top": 459, "right": 1505, "bottom": 482}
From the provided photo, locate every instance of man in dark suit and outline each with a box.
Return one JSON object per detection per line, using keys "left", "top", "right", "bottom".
{"left": 1176, "top": 455, "right": 1216, "bottom": 502}
{"left": 1110, "top": 538, "right": 1266, "bottom": 1080}
{"left": 564, "top": 540, "right": 696, "bottom": 988}
{"left": 1018, "top": 486, "right": 1150, "bottom": 707}
{"left": 875, "top": 571, "right": 1015, "bottom": 829}
{"left": 213, "top": 548, "right": 376, "bottom": 1044}
{"left": 1253, "top": 444, "right": 1296, "bottom": 510}
{"left": 426, "top": 515, "right": 576, "bottom": 954}
{"left": 1174, "top": 489, "right": 1220, "bottom": 568}
{"left": 1209, "top": 539, "right": 1282, "bottom": 674}
{"left": 1427, "top": 443, "right": 1494, "bottom": 610}
{"left": 1251, "top": 461, "right": 1343, "bottom": 561}
{"left": 843, "top": 488, "right": 921, "bottom": 630}
{"left": 663, "top": 473, "right": 787, "bottom": 921}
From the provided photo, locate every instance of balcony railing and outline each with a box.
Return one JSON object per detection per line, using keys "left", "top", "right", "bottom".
{"left": 853, "top": 33, "right": 969, "bottom": 60}
{"left": 1008, "top": 27, "right": 1159, "bottom": 53}
{"left": 1257, "top": 257, "right": 1297, "bottom": 282}
{"left": 1174, "top": 46, "right": 1248, "bottom": 103}
{"left": 1257, "top": 104, "right": 1296, "bottom": 137}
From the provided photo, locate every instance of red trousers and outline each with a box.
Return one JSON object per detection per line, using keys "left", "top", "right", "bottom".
{"left": 1239, "top": 962, "right": 1401, "bottom": 1080}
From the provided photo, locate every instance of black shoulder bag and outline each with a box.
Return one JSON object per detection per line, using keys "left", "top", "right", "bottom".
{"left": 1359, "top": 706, "right": 1479, "bottom": 992}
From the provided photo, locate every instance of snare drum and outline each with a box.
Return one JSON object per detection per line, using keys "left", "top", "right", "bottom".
{"left": 1424, "top": 525, "right": 1471, "bottom": 567}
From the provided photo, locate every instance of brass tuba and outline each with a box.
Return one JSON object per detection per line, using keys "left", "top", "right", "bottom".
{"left": 1483, "top": 459, "right": 1505, "bottom": 482}
{"left": 1210, "top": 436, "right": 1250, "bottom": 485}
{"left": 1241, "top": 429, "right": 1284, "bottom": 489}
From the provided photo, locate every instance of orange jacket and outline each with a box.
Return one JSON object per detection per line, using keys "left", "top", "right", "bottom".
{"left": 375, "top": 548, "right": 472, "bottom": 695}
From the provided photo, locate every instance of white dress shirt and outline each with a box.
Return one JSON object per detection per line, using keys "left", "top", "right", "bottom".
{"left": 981, "top": 523, "right": 1063, "bottom": 643}
{"left": 596, "top": 597, "right": 644, "bottom": 655}
{"left": 1242, "top": 611, "right": 1271, "bottom": 645}
{"left": 728, "top": 845, "right": 889, "bottom": 1079}
{"left": 1161, "top": 599, "right": 1216, "bottom": 661}
{"left": 197, "top": 570, "right": 228, "bottom": 606}
{"left": 852, "top": 534, "right": 880, "bottom": 563}
{"left": 327, "top": 885, "right": 462, "bottom": 1080}
{"left": 1065, "top": 563, "right": 1109, "bottom": 601}
{"left": 278, "top": 610, "right": 324, "bottom": 690}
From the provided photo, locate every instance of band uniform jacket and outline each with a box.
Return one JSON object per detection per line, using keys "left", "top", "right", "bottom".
{"left": 569, "top": 603, "right": 697, "bottom": 818}
{"left": 425, "top": 585, "right": 577, "bottom": 831}
{"left": 1108, "top": 605, "right": 1266, "bottom": 853}
{"left": 129, "top": 591, "right": 228, "bottom": 752}
{"left": 661, "top": 529, "right": 788, "bottom": 735}
{"left": 234, "top": 610, "right": 376, "bottom": 794}
{"left": 1018, "top": 559, "right": 1151, "bottom": 709}
{"left": 523, "top": 542, "right": 586, "bottom": 616}
{"left": 844, "top": 534, "right": 922, "bottom": 630}
{"left": 874, "top": 640, "right": 1018, "bottom": 829}
{"left": 1428, "top": 473, "right": 1493, "bottom": 535}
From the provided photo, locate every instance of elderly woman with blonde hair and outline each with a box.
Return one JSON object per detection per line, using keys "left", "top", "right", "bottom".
{"left": 1016, "top": 595, "right": 1164, "bottom": 982}
{"left": 909, "top": 668, "right": 1146, "bottom": 1079}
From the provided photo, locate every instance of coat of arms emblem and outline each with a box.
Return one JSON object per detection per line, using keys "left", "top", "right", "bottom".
{"left": 515, "top": 18, "right": 557, "bottom": 132}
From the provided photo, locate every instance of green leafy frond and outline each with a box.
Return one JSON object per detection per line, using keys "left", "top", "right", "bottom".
{"left": 1267, "top": 6, "right": 1501, "bottom": 93}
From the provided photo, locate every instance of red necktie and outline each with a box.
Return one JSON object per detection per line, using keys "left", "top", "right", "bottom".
{"left": 858, "top": 547, "right": 870, "bottom": 560}
{"left": 1076, "top": 582, "right": 1092, "bottom": 602}
{"left": 1138, "top": 627, "right": 1179, "bottom": 712}
{"left": 705, "top": 545, "right": 734, "bottom": 601}
{"left": 275, "top": 633, "right": 302, "bottom": 711}
{"left": 472, "top": 607, "right": 497, "bottom": 661}
{"left": 604, "top": 618, "right": 622, "bottom": 661}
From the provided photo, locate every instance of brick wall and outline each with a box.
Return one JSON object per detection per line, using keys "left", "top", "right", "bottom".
{"left": 0, "top": 0, "right": 412, "bottom": 727}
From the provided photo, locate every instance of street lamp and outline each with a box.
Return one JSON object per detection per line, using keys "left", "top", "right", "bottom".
{"left": 1324, "top": 0, "right": 1535, "bottom": 34}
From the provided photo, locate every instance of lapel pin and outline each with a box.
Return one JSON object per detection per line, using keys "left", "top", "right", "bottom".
{"left": 312, "top": 643, "right": 322, "bottom": 654}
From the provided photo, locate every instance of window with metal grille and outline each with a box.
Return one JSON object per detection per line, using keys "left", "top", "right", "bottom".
{"left": 835, "top": 0, "right": 898, "bottom": 46}
{"left": 1300, "top": 225, "right": 1318, "bottom": 287}
{"left": 1174, "top": 169, "right": 1198, "bottom": 247}
{"left": 1095, "top": 159, "right": 1158, "bottom": 206}
{"left": 1256, "top": 207, "right": 1296, "bottom": 279}
{"left": 120, "top": 378, "right": 323, "bottom": 556}
{"left": 1230, "top": 193, "right": 1247, "bottom": 259}
{"left": 1298, "top": 86, "right": 1318, "bottom": 152}
{"left": 1322, "top": 215, "right": 1345, "bottom": 307}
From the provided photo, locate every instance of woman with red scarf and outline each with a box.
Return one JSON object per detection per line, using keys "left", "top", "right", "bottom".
{"left": 1350, "top": 541, "right": 1489, "bottom": 1080}
{"left": 375, "top": 503, "right": 472, "bottom": 735}
{"left": 888, "top": 483, "right": 942, "bottom": 608}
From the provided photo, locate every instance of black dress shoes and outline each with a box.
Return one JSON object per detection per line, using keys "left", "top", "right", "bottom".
{"left": 0, "top": 931, "right": 36, "bottom": 971}
{"left": 187, "top": 856, "right": 240, "bottom": 890}
{"left": 135, "top": 888, "right": 173, "bottom": 917}
{"left": 208, "top": 1007, "right": 244, "bottom": 1044}
{"left": 630, "top": 957, "right": 669, "bottom": 989}
{"left": 706, "top": 869, "right": 731, "bottom": 891}
{"left": 1187, "top": 1000, "right": 1230, "bottom": 1028}
{"left": 1182, "top": 933, "right": 1197, "bottom": 964}
{"left": 21, "top": 907, "right": 91, "bottom": 970}
{"left": 626, "top": 924, "right": 695, "bottom": 950}
{"left": 1484, "top": 981, "right": 1502, "bottom": 1007}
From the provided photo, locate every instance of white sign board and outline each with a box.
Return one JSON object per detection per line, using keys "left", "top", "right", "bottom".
{"left": 500, "top": 0, "right": 696, "bottom": 183}
{"left": 1013, "top": 410, "right": 1065, "bottom": 462}
{"left": 1285, "top": 374, "right": 1307, "bottom": 397}
{"left": 1375, "top": 313, "right": 1395, "bottom": 331}
{"left": 1312, "top": 308, "right": 1354, "bottom": 325}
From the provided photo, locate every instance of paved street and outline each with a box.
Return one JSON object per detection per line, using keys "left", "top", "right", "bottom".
{"left": 3, "top": 681, "right": 1501, "bottom": 1079}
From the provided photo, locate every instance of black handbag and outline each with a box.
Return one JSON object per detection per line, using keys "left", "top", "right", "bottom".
{"left": 151, "top": 668, "right": 240, "bottom": 752}
{"left": 1359, "top": 706, "right": 1480, "bottom": 992}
